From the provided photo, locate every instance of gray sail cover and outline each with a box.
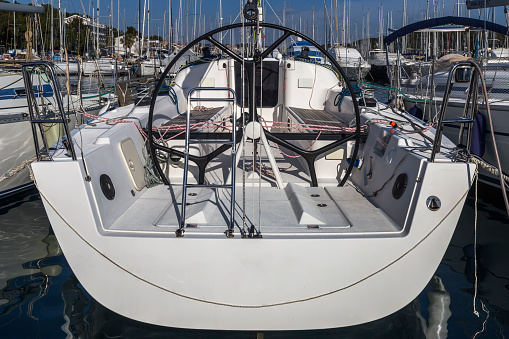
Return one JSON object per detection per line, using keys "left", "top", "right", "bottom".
{"left": 384, "top": 16, "right": 509, "bottom": 46}
{"left": 467, "top": 0, "right": 509, "bottom": 9}
{"left": 0, "top": 3, "right": 45, "bottom": 13}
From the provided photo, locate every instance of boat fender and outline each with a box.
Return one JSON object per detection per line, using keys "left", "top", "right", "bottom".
{"left": 408, "top": 105, "right": 423, "bottom": 120}
{"left": 471, "top": 111, "right": 485, "bottom": 157}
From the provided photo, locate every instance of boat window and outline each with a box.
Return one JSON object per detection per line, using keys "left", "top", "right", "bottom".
{"left": 14, "top": 88, "right": 26, "bottom": 98}
{"left": 234, "top": 61, "right": 279, "bottom": 108}
{"left": 455, "top": 68, "right": 471, "bottom": 82}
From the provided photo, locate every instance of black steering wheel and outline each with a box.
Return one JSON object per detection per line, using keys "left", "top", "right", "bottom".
{"left": 147, "top": 22, "right": 361, "bottom": 187}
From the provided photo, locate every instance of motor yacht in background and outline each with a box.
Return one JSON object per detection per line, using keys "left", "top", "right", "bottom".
{"left": 53, "top": 60, "right": 80, "bottom": 75}
{"left": 368, "top": 49, "right": 405, "bottom": 80}
{"left": 160, "top": 49, "right": 198, "bottom": 76}
{"left": 328, "top": 45, "right": 371, "bottom": 80}
{"left": 82, "top": 58, "right": 128, "bottom": 76}
{"left": 328, "top": 46, "right": 371, "bottom": 79}
{"left": 288, "top": 39, "right": 324, "bottom": 63}
{"left": 23, "top": 15, "right": 477, "bottom": 331}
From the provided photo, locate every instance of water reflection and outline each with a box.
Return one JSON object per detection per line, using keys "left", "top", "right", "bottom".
{"left": 58, "top": 279, "right": 427, "bottom": 338}
{"left": 1, "top": 185, "right": 509, "bottom": 337}
{"left": 416, "top": 275, "right": 451, "bottom": 339}
{"left": 440, "top": 182, "right": 509, "bottom": 338}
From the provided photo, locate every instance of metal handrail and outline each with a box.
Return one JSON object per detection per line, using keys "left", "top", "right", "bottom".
{"left": 430, "top": 61, "right": 482, "bottom": 162}
{"left": 21, "top": 61, "right": 76, "bottom": 161}
{"left": 179, "top": 87, "right": 237, "bottom": 237}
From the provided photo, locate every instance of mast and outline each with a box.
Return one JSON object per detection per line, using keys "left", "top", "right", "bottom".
{"left": 361, "top": 10, "right": 365, "bottom": 54}
{"left": 199, "top": 0, "right": 202, "bottom": 37}
{"left": 13, "top": 0, "right": 15, "bottom": 51}
{"left": 179, "top": 0, "right": 182, "bottom": 45}
{"left": 110, "top": 1, "right": 112, "bottom": 55}
{"left": 347, "top": 0, "right": 350, "bottom": 50}
{"left": 185, "top": 0, "right": 188, "bottom": 44}
{"left": 147, "top": 0, "right": 150, "bottom": 57}
{"left": 402, "top": 0, "right": 407, "bottom": 54}
{"left": 366, "top": 8, "right": 370, "bottom": 55}
{"left": 193, "top": 0, "right": 197, "bottom": 40}
{"left": 142, "top": 0, "right": 146, "bottom": 55}
{"left": 97, "top": 0, "right": 100, "bottom": 57}
{"left": 138, "top": 0, "right": 141, "bottom": 56}
{"left": 219, "top": 0, "right": 222, "bottom": 42}
{"left": 283, "top": 0, "right": 286, "bottom": 51}
{"left": 323, "top": 0, "right": 326, "bottom": 48}
{"left": 59, "top": 0, "right": 63, "bottom": 55}
{"left": 169, "top": 0, "right": 172, "bottom": 51}
{"left": 51, "top": 0, "right": 53, "bottom": 57}
{"left": 118, "top": 0, "right": 120, "bottom": 55}
{"left": 342, "top": 0, "right": 345, "bottom": 45}
{"left": 312, "top": 2, "right": 314, "bottom": 41}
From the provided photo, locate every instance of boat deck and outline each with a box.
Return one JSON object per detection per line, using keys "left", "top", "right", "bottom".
{"left": 103, "top": 105, "right": 402, "bottom": 238}
{"left": 108, "top": 182, "right": 401, "bottom": 237}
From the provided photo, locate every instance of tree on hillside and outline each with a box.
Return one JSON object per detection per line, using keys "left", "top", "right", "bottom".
{"left": 120, "top": 26, "right": 137, "bottom": 54}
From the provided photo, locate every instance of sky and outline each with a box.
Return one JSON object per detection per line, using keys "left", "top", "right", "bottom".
{"left": 20, "top": 0, "right": 509, "bottom": 44}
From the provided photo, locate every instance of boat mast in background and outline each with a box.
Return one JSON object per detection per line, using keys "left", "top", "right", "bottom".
{"left": 169, "top": 0, "right": 173, "bottom": 51}
{"left": 97, "top": 0, "right": 100, "bottom": 57}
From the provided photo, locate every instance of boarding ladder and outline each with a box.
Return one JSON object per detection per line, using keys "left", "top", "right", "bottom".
{"left": 430, "top": 61, "right": 486, "bottom": 162}
{"left": 179, "top": 87, "right": 237, "bottom": 237}
{"left": 21, "top": 62, "right": 77, "bottom": 161}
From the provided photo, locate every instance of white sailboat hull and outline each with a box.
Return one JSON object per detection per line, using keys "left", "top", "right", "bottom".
{"left": 32, "top": 111, "right": 473, "bottom": 329}
{"left": 27, "top": 50, "right": 475, "bottom": 330}
{"left": 35, "top": 158, "right": 468, "bottom": 330}
{"left": 53, "top": 61, "right": 80, "bottom": 75}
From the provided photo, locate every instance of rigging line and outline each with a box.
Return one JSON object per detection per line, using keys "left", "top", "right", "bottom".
{"left": 308, "top": 62, "right": 319, "bottom": 110}
{"left": 473, "top": 167, "right": 479, "bottom": 317}
{"left": 241, "top": 6, "right": 247, "bottom": 235}
{"left": 259, "top": 52, "right": 263, "bottom": 233}
{"left": 265, "top": 0, "right": 297, "bottom": 46}
{"left": 0, "top": 76, "right": 23, "bottom": 91}
{"left": 476, "top": 62, "right": 509, "bottom": 217}
{"left": 34, "top": 177, "right": 471, "bottom": 309}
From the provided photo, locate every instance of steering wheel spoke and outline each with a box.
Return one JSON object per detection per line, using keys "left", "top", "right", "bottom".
{"left": 148, "top": 22, "right": 361, "bottom": 188}
{"left": 206, "top": 36, "right": 243, "bottom": 64}
{"left": 260, "top": 31, "right": 292, "bottom": 61}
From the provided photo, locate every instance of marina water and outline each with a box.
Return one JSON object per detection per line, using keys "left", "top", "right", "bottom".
{"left": 1, "top": 185, "right": 508, "bottom": 337}
{"left": 1, "top": 80, "right": 508, "bottom": 337}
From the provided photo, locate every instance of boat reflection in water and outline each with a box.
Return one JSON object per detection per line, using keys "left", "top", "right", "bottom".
{"left": 1, "top": 188, "right": 509, "bottom": 337}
